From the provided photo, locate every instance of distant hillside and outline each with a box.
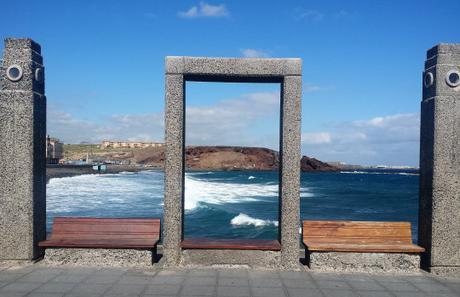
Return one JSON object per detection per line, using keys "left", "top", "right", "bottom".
{"left": 63, "top": 144, "right": 338, "bottom": 172}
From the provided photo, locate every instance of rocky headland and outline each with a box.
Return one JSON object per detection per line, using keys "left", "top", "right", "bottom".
{"left": 60, "top": 145, "right": 338, "bottom": 173}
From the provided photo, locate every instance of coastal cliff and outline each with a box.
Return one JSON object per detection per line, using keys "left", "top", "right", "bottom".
{"left": 62, "top": 144, "right": 337, "bottom": 172}
{"left": 119, "top": 145, "right": 336, "bottom": 172}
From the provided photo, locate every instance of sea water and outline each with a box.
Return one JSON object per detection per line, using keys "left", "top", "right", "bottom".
{"left": 46, "top": 170, "right": 419, "bottom": 241}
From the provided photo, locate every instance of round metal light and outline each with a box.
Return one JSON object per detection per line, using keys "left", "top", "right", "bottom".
{"left": 35, "top": 68, "right": 44, "bottom": 83}
{"left": 6, "top": 65, "right": 23, "bottom": 82}
{"left": 446, "top": 70, "right": 460, "bottom": 88}
{"left": 424, "top": 72, "right": 434, "bottom": 88}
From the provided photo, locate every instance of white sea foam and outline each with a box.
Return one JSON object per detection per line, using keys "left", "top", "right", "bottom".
{"left": 248, "top": 176, "right": 256, "bottom": 180}
{"left": 184, "top": 174, "right": 278, "bottom": 210}
{"left": 230, "top": 213, "right": 278, "bottom": 227}
{"left": 46, "top": 171, "right": 164, "bottom": 214}
{"left": 340, "top": 171, "right": 419, "bottom": 176}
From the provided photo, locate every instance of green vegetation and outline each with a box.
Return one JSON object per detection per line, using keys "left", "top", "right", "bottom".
{"left": 63, "top": 144, "right": 143, "bottom": 159}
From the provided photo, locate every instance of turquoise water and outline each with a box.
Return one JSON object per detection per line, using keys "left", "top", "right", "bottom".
{"left": 46, "top": 170, "right": 419, "bottom": 242}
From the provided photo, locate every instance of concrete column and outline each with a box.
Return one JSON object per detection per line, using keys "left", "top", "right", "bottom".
{"left": 0, "top": 38, "right": 46, "bottom": 260}
{"left": 163, "top": 73, "right": 185, "bottom": 266}
{"left": 280, "top": 76, "right": 302, "bottom": 269}
{"left": 419, "top": 44, "right": 460, "bottom": 277}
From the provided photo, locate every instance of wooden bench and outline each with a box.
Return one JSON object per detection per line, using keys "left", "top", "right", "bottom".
{"left": 301, "top": 220, "right": 424, "bottom": 272}
{"left": 39, "top": 217, "right": 161, "bottom": 250}
{"left": 302, "top": 220, "right": 424, "bottom": 253}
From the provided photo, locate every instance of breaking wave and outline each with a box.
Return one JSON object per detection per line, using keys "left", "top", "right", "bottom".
{"left": 230, "top": 213, "right": 278, "bottom": 227}
{"left": 184, "top": 174, "right": 278, "bottom": 211}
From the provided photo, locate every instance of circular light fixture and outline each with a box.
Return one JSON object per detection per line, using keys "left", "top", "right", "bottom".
{"left": 424, "top": 72, "right": 434, "bottom": 88}
{"left": 446, "top": 70, "right": 460, "bottom": 88}
{"left": 6, "top": 65, "right": 23, "bottom": 82}
{"left": 35, "top": 68, "right": 44, "bottom": 83}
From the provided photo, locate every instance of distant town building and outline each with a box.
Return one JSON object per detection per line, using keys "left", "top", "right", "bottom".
{"left": 46, "top": 136, "right": 64, "bottom": 164}
{"left": 101, "top": 140, "right": 164, "bottom": 149}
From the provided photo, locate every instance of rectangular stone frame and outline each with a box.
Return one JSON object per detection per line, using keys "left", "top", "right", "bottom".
{"left": 163, "top": 57, "right": 302, "bottom": 269}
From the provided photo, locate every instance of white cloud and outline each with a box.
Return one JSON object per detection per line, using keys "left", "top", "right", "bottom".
{"left": 302, "top": 132, "right": 331, "bottom": 145}
{"left": 240, "top": 48, "right": 270, "bottom": 58}
{"left": 302, "top": 113, "right": 420, "bottom": 166}
{"left": 298, "top": 9, "right": 324, "bottom": 21}
{"left": 178, "top": 2, "right": 229, "bottom": 18}
{"left": 47, "top": 91, "right": 280, "bottom": 149}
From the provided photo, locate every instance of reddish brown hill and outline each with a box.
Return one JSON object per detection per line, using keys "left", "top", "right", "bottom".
{"left": 131, "top": 146, "right": 337, "bottom": 172}
{"left": 301, "top": 156, "right": 338, "bottom": 172}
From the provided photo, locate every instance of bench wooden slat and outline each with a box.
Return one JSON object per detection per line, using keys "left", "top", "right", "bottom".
{"left": 302, "top": 220, "right": 424, "bottom": 253}
{"left": 305, "top": 242, "right": 425, "bottom": 253}
{"left": 39, "top": 217, "right": 161, "bottom": 249}
{"left": 181, "top": 239, "right": 281, "bottom": 251}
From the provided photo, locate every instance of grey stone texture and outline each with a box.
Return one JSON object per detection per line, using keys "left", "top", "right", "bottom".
{"left": 1, "top": 263, "right": 459, "bottom": 297}
{"left": 419, "top": 43, "right": 460, "bottom": 277}
{"left": 43, "top": 248, "right": 156, "bottom": 267}
{"left": 0, "top": 38, "right": 46, "bottom": 260}
{"left": 163, "top": 57, "right": 302, "bottom": 269}
{"left": 181, "top": 250, "right": 281, "bottom": 269}
{"left": 308, "top": 252, "right": 421, "bottom": 273}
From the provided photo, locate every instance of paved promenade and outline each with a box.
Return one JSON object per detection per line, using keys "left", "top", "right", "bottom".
{"left": 0, "top": 263, "right": 458, "bottom": 297}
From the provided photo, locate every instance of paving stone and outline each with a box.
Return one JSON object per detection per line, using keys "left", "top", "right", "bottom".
{"left": 34, "top": 282, "right": 76, "bottom": 293}
{"left": 118, "top": 276, "right": 154, "bottom": 285}
{"left": 248, "top": 270, "right": 279, "bottom": 279}
{"left": 341, "top": 274, "right": 374, "bottom": 282}
{"left": 144, "top": 284, "right": 181, "bottom": 295}
{"left": 378, "top": 281, "right": 420, "bottom": 292}
{"left": 282, "top": 278, "right": 317, "bottom": 288}
{"left": 83, "top": 275, "right": 121, "bottom": 284}
{"left": 16, "top": 273, "right": 57, "bottom": 283}
{"left": 321, "top": 289, "right": 357, "bottom": 297}
{"left": 316, "top": 280, "right": 351, "bottom": 290}
{"left": 347, "top": 280, "right": 384, "bottom": 290}
{"left": 105, "top": 284, "right": 147, "bottom": 296}
{"left": 286, "top": 288, "right": 323, "bottom": 297}
{"left": 218, "top": 270, "right": 248, "bottom": 278}
{"left": 157, "top": 270, "right": 187, "bottom": 276}
{"left": 311, "top": 273, "right": 344, "bottom": 281}
{"left": 0, "top": 282, "right": 42, "bottom": 292}
{"left": 70, "top": 283, "right": 112, "bottom": 295}
{"left": 217, "top": 285, "right": 250, "bottom": 297}
{"left": 49, "top": 274, "right": 87, "bottom": 283}
{"left": 180, "top": 285, "right": 215, "bottom": 296}
{"left": 0, "top": 273, "right": 25, "bottom": 282}
{"left": 0, "top": 292, "right": 28, "bottom": 297}
{"left": 183, "top": 277, "right": 216, "bottom": 286}
{"left": 356, "top": 291, "right": 394, "bottom": 297}
{"left": 187, "top": 270, "right": 217, "bottom": 277}
{"left": 250, "top": 278, "right": 283, "bottom": 287}
{"left": 412, "top": 281, "right": 454, "bottom": 293}
{"left": 218, "top": 278, "right": 249, "bottom": 286}
{"left": 251, "top": 287, "right": 287, "bottom": 297}
{"left": 391, "top": 292, "right": 429, "bottom": 297}
{"left": 150, "top": 276, "right": 185, "bottom": 285}
{"left": 27, "top": 293, "right": 64, "bottom": 297}
{"left": 279, "top": 271, "right": 310, "bottom": 280}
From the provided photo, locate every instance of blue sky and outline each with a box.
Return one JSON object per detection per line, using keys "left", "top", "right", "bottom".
{"left": 1, "top": 0, "right": 459, "bottom": 166}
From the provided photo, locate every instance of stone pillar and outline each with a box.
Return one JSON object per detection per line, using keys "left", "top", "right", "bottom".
{"left": 419, "top": 44, "right": 460, "bottom": 277}
{"left": 163, "top": 73, "right": 185, "bottom": 266}
{"left": 280, "top": 76, "right": 301, "bottom": 269}
{"left": 0, "top": 38, "right": 46, "bottom": 260}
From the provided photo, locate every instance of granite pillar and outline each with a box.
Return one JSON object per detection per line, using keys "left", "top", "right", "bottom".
{"left": 0, "top": 38, "right": 46, "bottom": 260}
{"left": 163, "top": 57, "right": 302, "bottom": 269}
{"left": 419, "top": 44, "right": 460, "bottom": 277}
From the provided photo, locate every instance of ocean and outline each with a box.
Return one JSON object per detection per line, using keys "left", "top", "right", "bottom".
{"left": 46, "top": 169, "right": 420, "bottom": 242}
